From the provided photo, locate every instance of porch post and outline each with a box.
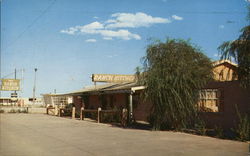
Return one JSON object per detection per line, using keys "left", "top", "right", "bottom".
{"left": 129, "top": 92, "right": 133, "bottom": 123}
{"left": 72, "top": 107, "right": 75, "bottom": 119}
{"left": 80, "top": 107, "right": 84, "bottom": 120}
{"left": 97, "top": 107, "right": 101, "bottom": 123}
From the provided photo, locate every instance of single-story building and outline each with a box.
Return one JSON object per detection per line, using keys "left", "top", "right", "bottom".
{"left": 0, "top": 97, "right": 43, "bottom": 106}
{"left": 51, "top": 60, "right": 249, "bottom": 129}
{"left": 64, "top": 83, "right": 149, "bottom": 121}
{"left": 42, "top": 93, "right": 73, "bottom": 108}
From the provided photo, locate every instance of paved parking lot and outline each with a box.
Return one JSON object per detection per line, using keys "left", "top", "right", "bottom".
{"left": 0, "top": 114, "right": 249, "bottom": 156}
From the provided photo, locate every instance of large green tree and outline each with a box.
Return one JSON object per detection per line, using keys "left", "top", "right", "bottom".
{"left": 140, "top": 39, "right": 213, "bottom": 130}
{"left": 218, "top": 6, "right": 250, "bottom": 88}
{"left": 218, "top": 26, "right": 250, "bottom": 88}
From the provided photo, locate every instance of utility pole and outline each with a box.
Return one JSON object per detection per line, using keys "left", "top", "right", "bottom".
{"left": 14, "top": 68, "right": 17, "bottom": 106}
{"left": 33, "top": 68, "right": 37, "bottom": 105}
{"left": 14, "top": 68, "right": 17, "bottom": 94}
{"left": 20, "top": 69, "right": 24, "bottom": 97}
{"left": 10, "top": 68, "right": 18, "bottom": 106}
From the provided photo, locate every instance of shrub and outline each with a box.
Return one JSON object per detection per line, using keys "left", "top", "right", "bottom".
{"left": 234, "top": 104, "right": 250, "bottom": 141}
{"left": 195, "top": 120, "right": 207, "bottom": 136}
{"left": 101, "top": 111, "right": 121, "bottom": 123}
{"left": 235, "top": 113, "right": 250, "bottom": 141}
{"left": 21, "top": 109, "right": 28, "bottom": 113}
{"left": 214, "top": 126, "right": 224, "bottom": 139}
{"left": 63, "top": 104, "right": 73, "bottom": 116}
{"left": 0, "top": 109, "right": 4, "bottom": 113}
{"left": 9, "top": 109, "right": 16, "bottom": 113}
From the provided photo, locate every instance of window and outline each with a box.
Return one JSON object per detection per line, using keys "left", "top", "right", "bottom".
{"left": 198, "top": 89, "right": 220, "bottom": 112}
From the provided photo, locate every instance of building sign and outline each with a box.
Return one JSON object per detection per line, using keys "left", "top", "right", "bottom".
{"left": 0, "top": 79, "right": 20, "bottom": 91}
{"left": 92, "top": 74, "right": 136, "bottom": 83}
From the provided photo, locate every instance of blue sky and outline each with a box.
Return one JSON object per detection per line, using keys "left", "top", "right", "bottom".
{"left": 1, "top": 0, "right": 249, "bottom": 98}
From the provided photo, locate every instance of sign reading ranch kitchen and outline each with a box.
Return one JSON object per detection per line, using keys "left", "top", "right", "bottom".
{"left": 92, "top": 74, "right": 136, "bottom": 83}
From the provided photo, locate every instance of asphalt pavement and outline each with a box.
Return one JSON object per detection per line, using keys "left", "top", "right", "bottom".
{"left": 0, "top": 114, "right": 249, "bottom": 156}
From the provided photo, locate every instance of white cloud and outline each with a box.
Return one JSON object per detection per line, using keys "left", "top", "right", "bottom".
{"left": 78, "top": 21, "right": 104, "bottom": 33}
{"left": 61, "top": 23, "right": 141, "bottom": 40}
{"left": 219, "top": 25, "right": 225, "bottom": 29}
{"left": 62, "top": 22, "right": 103, "bottom": 35}
{"left": 61, "top": 22, "right": 104, "bottom": 35}
{"left": 105, "top": 19, "right": 117, "bottom": 23}
{"left": 60, "top": 27, "right": 78, "bottom": 35}
{"left": 62, "top": 25, "right": 140, "bottom": 40}
{"left": 83, "top": 21, "right": 103, "bottom": 30}
{"left": 107, "top": 54, "right": 118, "bottom": 58}
{"left": 245, "top": 0, "right": 250, "bottom": 2}
{"left": 85, "top": 39, "right": 97, "bottom": 43}
{"left": 103, "top": 37, "right": 113, "bottom": 40}
{"left": 93, "top": 16, "right": 99, "bottom": 19}
{"left": 105, "top": 12, "right": 170, "bottom": 28}
{"left": 172, "top": 15, "right": 183, "bottom": 20}
{"left": 99, "top": 29, "right": 141, "bottom": 40}
{"left": 61, "top": 12, "right": 175, "bottom": 41}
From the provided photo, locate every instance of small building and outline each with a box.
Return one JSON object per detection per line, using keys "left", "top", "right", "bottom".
{"left": 0, "top": 97, "right": 13, "bottom": 106}
{"left": 64, "top": 83, "right": 149, "bottom": 121}
{"left": 198, "top": 60, "right": 238, "bottom": 112}
{"left": 58, "top": 60, "right": 249, "bottom": 129}
{"left": 42, "top": 94, "right": 73, "bottom": 108}
{"left": 0, "top": 97, "right": 43, "bottom": 107}
{"left": 199, "top": 60, "right": 250, "bottom": 129}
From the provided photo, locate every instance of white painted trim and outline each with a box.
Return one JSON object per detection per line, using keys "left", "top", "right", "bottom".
{"left": 131, "top": 86, "right": 146, "bottom": 92}
{"left": 213, "top": 60, "right": 238, "bottom": 67}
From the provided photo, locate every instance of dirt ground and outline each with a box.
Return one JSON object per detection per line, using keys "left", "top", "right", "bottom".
{"left": 0, "top": 114, "right": 249, "bottom": 156}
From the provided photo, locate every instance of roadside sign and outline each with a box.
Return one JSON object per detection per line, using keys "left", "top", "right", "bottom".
{"left": 0, "top": 79, "right": 20, "bottom": 91}
{"left": 92, "top": 74, "right": 136, "bottom": 83}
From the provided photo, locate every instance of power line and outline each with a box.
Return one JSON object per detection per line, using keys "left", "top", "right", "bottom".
{"left": 2, "top": 0, "right": 56, "bottom": 52}
{"left": 1, "top": 69, "right": 25, "bottom": 79}
{"left": 173, "top": 11, "right": 247, "bottom": 14}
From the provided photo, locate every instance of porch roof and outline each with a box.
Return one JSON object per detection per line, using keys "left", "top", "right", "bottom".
{"left": 63, "top": 82, "right": 143, "bottom": 96}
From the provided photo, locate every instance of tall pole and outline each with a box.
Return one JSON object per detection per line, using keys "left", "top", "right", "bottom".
{"left": 14, "top": 68, "right": 17, "bottom": 94}
{"left": 20, "top": 69, "right": 24, "bottom": 97}
{"left": 14, "top": 68, "right": 17, "bottom": 106}
{"left": 33, "top": 68, "right": 37, "bottom": 105}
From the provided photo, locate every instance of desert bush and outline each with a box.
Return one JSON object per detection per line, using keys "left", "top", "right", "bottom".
{"left": 195, "top": 120, "right": 207, "bottom": 136}
{"left": 63, "top": 104, "right": 73, "bottom": 116}
{"left": 101, "top": 110, "right": 121, "bottom": 123}
{"left": 21, "top": 109, "right": 28, "bottom": 113}
{"left": 214, "top": 126, "right": 224, "bottom": 139}
{"left": 9, "top": 109, "right": 16, "bottom": 113}
{"left": 235, "top": 113, "right": 250, "bottom": 141}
